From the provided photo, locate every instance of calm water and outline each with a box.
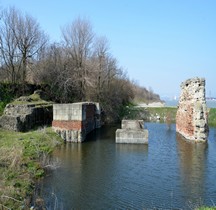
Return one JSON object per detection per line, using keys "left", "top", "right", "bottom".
{"left": 38, "top": 123, "right": 216, "bottom": 210}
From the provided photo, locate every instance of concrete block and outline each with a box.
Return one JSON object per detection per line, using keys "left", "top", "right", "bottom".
{"left": 52, "top": 102, "right": 102, "bottom": 142}
{"left": 121, "top": 120, "right": 144, "bottom": 130}
{"left": 116, "top": 129, "right": 148, "bottom": 144}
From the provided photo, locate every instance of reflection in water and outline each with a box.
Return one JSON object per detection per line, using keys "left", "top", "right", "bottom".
{"left": 38, "top": 123, "right": 216, "bottom": 209}
{"left": 116, "top": 143, "right": 148, "bottom": 154}
{"left": 176, "top": 133, "right": 207, "bottom": 205}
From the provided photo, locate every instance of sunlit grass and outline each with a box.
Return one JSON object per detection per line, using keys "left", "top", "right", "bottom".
{"left": 208, "top": 108, "right": 216, "bottom": 127}
{"left": 122, "top": 105, "right": 216, "bottom": 127}
{"left": 0, "top": 127, "right": 63, "bottom": 209}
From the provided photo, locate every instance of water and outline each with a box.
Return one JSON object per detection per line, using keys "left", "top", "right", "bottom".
{"left": 38, "top": 123, "right": 216, "bottom": 209}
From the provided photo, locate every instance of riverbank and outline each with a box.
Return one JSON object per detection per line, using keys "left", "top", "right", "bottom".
{"left": 122, "top": 106, "right": 216, "bottom": 127}
{"left": 0, "top": 127, "right": 63, "bottom": 209}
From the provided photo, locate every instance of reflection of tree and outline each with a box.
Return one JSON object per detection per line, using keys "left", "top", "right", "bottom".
{"left": 176, "top": 133, "right": 207, "bottom": 204}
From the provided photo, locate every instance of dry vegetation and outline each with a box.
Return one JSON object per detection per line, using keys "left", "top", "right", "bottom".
{"left": 0, "top": 7, "right": 161, "bottom": 122}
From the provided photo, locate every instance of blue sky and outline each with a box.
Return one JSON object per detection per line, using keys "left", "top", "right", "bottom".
{"left": 1, "top": 0, "right": 216, "bottom": 98}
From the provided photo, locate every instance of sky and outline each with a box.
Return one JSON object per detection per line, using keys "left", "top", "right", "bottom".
{"left": 1, "top": 0, "right": 216, "bottom": 99}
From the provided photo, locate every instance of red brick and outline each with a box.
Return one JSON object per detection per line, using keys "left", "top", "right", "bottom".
{"left": 52, "top": 120, "right": 82, "bottom": 130}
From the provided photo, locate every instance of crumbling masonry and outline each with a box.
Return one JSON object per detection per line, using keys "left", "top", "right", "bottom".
{"left": 176, "top": 77, "right": 208, "bottom": 142}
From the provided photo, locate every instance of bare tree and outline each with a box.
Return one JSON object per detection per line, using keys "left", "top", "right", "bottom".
{"left": 0, "top": 7, "right": 20, "bottom": 83}
{"left": 0, "top": 7, "right": 48, "bottom": 84}
{"left": 91, "top": 36, "right": 110, "bottom": 100}
{"left": 13, "top": 9, "right": 48, "bottom": 84}
{"left": 61, "top": 17, "right": 94, "bottom": 100}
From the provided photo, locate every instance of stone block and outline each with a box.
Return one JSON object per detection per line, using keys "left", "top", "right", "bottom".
{"left": 0, "top": 103, "right": 52, "bottom": 132}
{"left": 115, "top": 120, "right": 148, "bottom": 144}
{"left": 116, "top": 129, "right": 148, "bottom": 144}
{"left": 121, "top": 120, "right": 144, "bottom": 130}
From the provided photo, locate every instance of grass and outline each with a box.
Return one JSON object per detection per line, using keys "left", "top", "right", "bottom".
{"left": 121, "top": 105, "right": 216, "bottom": 127}
{"left": 0, "top": 127, "right": 63, "bottom": 209}
{"left": 146, "top": 107, "right": 177, "bottom": 123}
{"left": 0, "top": 93, "right": 52, "bottom": 116}
{"left": 208, "top": 108, "right": 216, "bottom": 127}
{"left": 0, "top": 101, "right": 5, "bottom": 116}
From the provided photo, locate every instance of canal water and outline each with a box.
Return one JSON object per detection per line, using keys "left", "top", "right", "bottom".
{"left": 38, "top": 123, "right": 216, "bottom": 210}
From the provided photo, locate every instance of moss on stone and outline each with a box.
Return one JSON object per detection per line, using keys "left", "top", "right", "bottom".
{"left": 10, "top": 93, "right": 52, "bottom": 106}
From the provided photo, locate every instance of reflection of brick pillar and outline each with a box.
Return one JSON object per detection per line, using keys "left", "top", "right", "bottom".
{"left": 52, "top": 102, "right": 101, "bottom": 142}
{"left": 176, "top": 77, "right": 208, "bottom": 142}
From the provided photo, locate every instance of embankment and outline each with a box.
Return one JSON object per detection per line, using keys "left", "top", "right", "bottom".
{"left": 122, "top": 106, "right": 216, "bottom": 127}
{"left": 0, "top": 127, "right": 63, "bottom": 209}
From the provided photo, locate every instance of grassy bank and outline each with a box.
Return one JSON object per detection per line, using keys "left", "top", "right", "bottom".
{"left": 122, "top": 106, "right": 216, "bottom": 127}
{"left": 208, "top": 108, "right": 216, "bottom": 127}
{"left": 147, "top": 107, "right": 216, "bottom": 127}
{"left": 146, "top": 107, "right": 177, "bottom": 123}
{"left": 0, "top": 127, "right": 63, "bottom": 209}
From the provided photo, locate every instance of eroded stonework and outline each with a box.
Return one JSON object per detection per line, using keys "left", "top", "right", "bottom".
{"left": 0, "top": 103, "right": 52, "bottom": 131}
{"left": 176, "top": 77, "right": 208, "bottom": 142}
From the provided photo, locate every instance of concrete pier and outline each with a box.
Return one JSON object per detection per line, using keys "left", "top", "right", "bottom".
{"left": 116, "top": 120, "right": 148, "bottom": 144}
{"left": 52, "top": 102, "right": 102, "bottom": 142}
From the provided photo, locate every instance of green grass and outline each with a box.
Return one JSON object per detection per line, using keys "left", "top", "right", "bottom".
{"left": 121, "top": 105, "right": 216, "bottom": 127}
{"left": 0, "top": 127, "right": 63, "bottom": 209}
{"left": 208, "top": 108, "right": 216, "bottom": 127}
{"left": 0, "top": 101, "right": 5, "bottom": 116}
{"left": 0, "top": 93, "right": 52, "bottom": 116}
{"left": 146, "top": 107, "right": 177, "bottom": 123}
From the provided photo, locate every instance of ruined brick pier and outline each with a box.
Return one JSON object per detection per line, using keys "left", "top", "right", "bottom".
{"left": 176, "top": 77, "right": 208, "bottom": 142}
{"left": 52, "top": 102, "right": 102, "bottom": 142}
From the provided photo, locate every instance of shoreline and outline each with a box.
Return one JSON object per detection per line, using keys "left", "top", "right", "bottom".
{"left": 0, "top": 127, "right": 63, "bottom": 209}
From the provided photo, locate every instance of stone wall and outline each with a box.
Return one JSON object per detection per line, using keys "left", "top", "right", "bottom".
{"left": 52, "top": 102, "right": 102, "bottom": 142}
{"left": 0, "top": 103, "right": 53, "bottom": 131}
{"left": 176, "top": 77, "right": 208, "bottom": 142}
{"left": 116, "top": 120, "right": 148, "bottom": 144}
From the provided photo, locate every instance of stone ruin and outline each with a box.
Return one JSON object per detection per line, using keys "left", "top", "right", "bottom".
{"left": 0, "top": 101, "right": 52, "bottom": 132}
{"left": 52, "top": 102, "right": 102, "bottom": 142}
{"left": 0, "top": 91, "right": 53, "bottom": 132}
{"left": 116, "top": 120, "right": 148, "bottom": 144}
{"left": 176, "top": 77, "right": 208, "bottom": 142}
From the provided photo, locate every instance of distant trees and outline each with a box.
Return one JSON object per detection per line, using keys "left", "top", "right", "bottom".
{"left": 0, "top": 8, "right": 161, "bottom": 122}
{"left": 132, "top": 83, "right": 161, "bottom": 104}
